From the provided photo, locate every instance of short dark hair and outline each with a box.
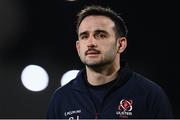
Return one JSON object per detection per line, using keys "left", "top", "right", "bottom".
{"left": 76, "top": 5, "right": 128, "bottom": 38}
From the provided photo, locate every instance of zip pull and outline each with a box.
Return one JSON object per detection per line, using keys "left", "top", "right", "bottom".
{"left": 95, "top": 113, "right": 99, "bottom": 119}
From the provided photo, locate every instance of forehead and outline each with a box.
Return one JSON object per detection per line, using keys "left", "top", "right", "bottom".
{"left": 78, "top": 15, "right": 115, "bottom": 34}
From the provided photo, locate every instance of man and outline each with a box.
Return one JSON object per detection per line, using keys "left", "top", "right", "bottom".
{"left": 47, "top": 5, "right": 173, "bottom": 119}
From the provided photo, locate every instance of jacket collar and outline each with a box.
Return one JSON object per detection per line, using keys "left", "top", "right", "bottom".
{"left": 71, "top": 61, "right": 133, "bottom": 92}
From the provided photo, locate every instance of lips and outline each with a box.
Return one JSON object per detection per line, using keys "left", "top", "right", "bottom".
{"left": 85, "top": 49, "right": 100, "bottom": 56}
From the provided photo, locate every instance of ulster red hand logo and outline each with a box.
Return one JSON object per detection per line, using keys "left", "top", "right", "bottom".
{"left": 118, "top": 99, "right": 133, "bottom": 112}
{"left": 116, "top": 99, "right": 133, "bottom": 118}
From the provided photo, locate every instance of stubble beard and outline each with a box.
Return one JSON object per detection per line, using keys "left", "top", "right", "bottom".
{"left": 82, "top": 56, "right": 115, "bottom": 69}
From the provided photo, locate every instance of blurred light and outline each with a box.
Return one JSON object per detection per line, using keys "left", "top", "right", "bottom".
{"left": 21, "top": 65, "right": 49, "bottom": 92}
{"left": 61, "top": 70, "right": 79, "bottom": 86}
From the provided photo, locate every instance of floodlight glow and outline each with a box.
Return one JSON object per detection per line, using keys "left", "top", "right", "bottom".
{"left": 21, "top": 65, "right": 49, "bottom": 92}
{"left": 61, "top": 70, "right": 79, "bottom": 86}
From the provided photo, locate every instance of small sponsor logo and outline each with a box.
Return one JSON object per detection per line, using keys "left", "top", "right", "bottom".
{"left": 64, "top": 109, "right": 81, "bottom": 117}
{"left": 116, "top": 99, "right": 133, "bottom": 118}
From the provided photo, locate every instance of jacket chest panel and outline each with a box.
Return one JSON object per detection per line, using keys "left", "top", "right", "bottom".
{"left": 61, "top": 91, "right": 148, "bottom": 119}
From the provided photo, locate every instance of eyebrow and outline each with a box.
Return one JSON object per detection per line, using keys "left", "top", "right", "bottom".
{"left": 79, "top": 29, "right": 108, "bottom": 37}
{"left": 94, "top": 29, "right": 108, "bottom": 35}
{"left": 79, "top": 31, "right": 88, "bottom": 37}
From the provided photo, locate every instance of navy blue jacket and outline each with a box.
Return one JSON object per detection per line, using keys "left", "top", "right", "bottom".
{"left": 47, "top": 63, "right": 173, "bottom": 119}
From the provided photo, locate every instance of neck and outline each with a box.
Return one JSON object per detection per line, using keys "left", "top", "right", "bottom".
{"left": 86, "top": 60, "right": 120, "bottom": 86}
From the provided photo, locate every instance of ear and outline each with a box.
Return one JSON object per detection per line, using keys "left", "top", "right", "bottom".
{"left": 117, "top": 37, "right": 127, "bottom": 53}
{"left": 76, "top": 40, "right": 80, "bottom": 55}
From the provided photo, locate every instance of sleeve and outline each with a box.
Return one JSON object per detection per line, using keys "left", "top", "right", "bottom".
{"left": 148, "top": 85, "right": 174, "bottom": 118}
{"left": 46, "top": 91, "right": 58, "bottom": 119}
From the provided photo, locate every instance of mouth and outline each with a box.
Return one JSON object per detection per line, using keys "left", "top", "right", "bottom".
{"left": 85, "top": 49, "right": 100, "bottom": 56}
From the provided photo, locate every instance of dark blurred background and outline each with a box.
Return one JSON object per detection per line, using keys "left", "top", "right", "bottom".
{"left": 0, "top": 0, "right": 178, "bottom": 118}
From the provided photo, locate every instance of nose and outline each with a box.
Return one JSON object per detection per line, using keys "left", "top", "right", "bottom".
{"left": 87, "top": 35, "right": 97, "bottom": 48}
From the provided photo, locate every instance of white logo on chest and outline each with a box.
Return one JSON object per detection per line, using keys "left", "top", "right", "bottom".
{"left": 64, "top": 109, "right": 81, "bottom": 117}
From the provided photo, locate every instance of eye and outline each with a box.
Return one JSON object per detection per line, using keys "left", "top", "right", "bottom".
{"left": 95, "top": 32, "right": 106, "bottom": 39}
{"left": 80, "top": 34, "right": 88, "bottom": 40}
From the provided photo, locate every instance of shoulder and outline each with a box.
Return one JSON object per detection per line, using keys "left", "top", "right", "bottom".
{"left": 51, "top": 69, "right": 85, "bottom": 100}
{"left": 128, "top": 72, "right": 172, "bottom": 107}
{"left": 46, "top": 75, "right": 82, "bottom": 118}
{"left": 129, "top": 72, "right": 166, "bottom": 96}
{"left": 130, "top": 72, "right": 173, "bottom": 118}
{"left": 52, "top": 79, "right": 75, "bottom": 99}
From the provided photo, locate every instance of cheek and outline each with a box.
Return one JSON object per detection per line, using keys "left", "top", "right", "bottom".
{"left": 104, "top": 46, "right": 118, "bottom": 59}
{"left": 78, "top": 45, "right": 86, "bottom": 56}
{"left": 76, "top": 42, "right": 83, "bottom": 53}
{"left": 103, "top": 42, "right": 117, "bottom": 52}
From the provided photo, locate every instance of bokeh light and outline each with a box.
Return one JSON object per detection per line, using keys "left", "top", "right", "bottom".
{"left": 21, "top": 65, "right": 49, "bottom": 92}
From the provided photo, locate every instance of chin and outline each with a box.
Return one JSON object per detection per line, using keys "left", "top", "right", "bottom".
{"left": 86, "top": 61, "right": 108, "bottom": 68}
{"left": 84, "top": 61, "right": 101, "bottom": 67}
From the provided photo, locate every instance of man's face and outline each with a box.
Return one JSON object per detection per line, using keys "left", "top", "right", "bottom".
{"left": 76, "top": 15, "right": 121, "bottom": 67}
